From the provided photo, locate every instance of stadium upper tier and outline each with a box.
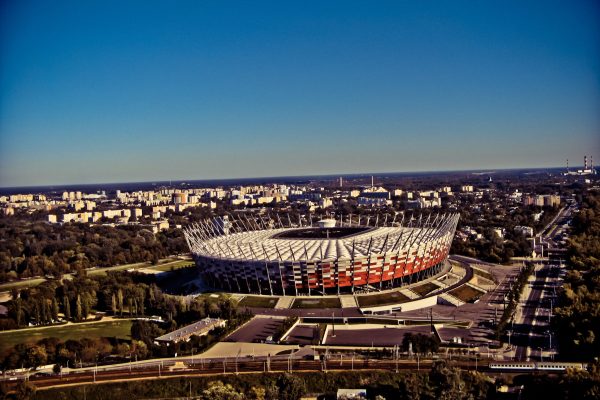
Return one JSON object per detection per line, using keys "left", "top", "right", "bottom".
{"left": 183, "top": 213, "right": 459, "bottom": 295}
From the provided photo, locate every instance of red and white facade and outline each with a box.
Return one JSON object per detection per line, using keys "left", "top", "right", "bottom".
{"left": 184, "top": 213, "right": 459, "bottom": 296}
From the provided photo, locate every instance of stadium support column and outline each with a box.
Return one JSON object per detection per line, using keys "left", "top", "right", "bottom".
{"left": 278, "top": 260, "right": 286, "bottom": 296}
{"left": 288, "top": 243, "right": 299, "bottom": 297}
{"left": 365, "top": 237, "right": 373, "bottom": 289}
{"left": 264, "top": 263, "right": 274, "bottom": 296}
{"left": 254, "top": 267, "right": 262, "bottom": 295}
{"left": 273, "top": 244, "right": 286, "bottom": 296}
{"left": 303, "top": 243, "right": 311, "bottom": 296}
{"left": 237, "top": 245, "right": 252, "bottom": 293}
{"left": 292, "top": 262, "right": 299, "bottom": 297}
{"left": 335, "top": 256, "right": 340, "bottom": 296}
{"left": 379, "top": 234, "right": 390, "bottom": 291}
{"left": 350, "top": 241, "right": 356, "bottom": 294}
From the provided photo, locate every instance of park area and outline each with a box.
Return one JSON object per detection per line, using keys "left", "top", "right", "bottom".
{"left": 0, "top": 319, "right": 133, "bottom": 353}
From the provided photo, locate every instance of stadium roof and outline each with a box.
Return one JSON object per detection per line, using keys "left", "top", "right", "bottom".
{"left": 184, "top": 213, "right": 459, "bottom": 263}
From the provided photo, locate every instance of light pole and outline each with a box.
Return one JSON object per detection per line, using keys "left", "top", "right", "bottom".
{"left": 331, "top": 312, "right": 336, "bottom": 338}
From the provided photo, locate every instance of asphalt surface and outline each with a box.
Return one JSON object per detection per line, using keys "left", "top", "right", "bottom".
{"left": 324, "top": 326, "right": 432, "bottom": 347}
{"left": 224, "top": 317, "right": 283, "bottom": 343}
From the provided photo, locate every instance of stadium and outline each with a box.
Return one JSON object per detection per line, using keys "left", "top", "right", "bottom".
{"left": 184, "top": 213, "right": 459, "bottom": 296}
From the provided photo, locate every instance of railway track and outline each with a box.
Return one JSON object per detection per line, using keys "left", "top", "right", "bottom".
{"left": 5, "top": 359, "right": 492, "bottom": 390}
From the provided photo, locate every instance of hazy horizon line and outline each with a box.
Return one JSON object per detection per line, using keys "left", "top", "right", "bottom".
{"left": 0, "top": 165, "right": 574, "bottom": 191}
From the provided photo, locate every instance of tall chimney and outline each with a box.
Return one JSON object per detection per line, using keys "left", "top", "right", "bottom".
{"left": 566, "top": 159, "right": 569, "bottom": 172}
{"left": 585, "top": 155, "right": 588, "bottom": 170}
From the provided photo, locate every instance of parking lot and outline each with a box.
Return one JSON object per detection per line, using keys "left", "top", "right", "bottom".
{"left": 225, "top": 317, "right": 284, "bottom": 343}
{"left": 323, "top": 325, "right": 432, "bottom": 347}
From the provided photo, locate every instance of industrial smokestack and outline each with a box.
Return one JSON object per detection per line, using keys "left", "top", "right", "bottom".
{"left": 585, "top": 155, "right": 588, "bottom": 170}
{"left": 566, "top": 159, "right": 569, "bottom": 172}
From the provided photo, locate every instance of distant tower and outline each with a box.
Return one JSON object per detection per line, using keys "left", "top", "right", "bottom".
{"left": 566, "top": 159, "right": 569, "bottom": 173}
{"left": 339, "top": 177, "right": 343, "bottom": 188}
{"left": 371, "top": 176, "right": 374, "bottom": 188}
{"left": 584, "top": 155, "right": 588, "bottom": 170}
{"left": 591, "top": 156, "right": 594, "bottom": 171}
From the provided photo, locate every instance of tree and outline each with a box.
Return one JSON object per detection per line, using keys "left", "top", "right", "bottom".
{"left": 200, "top": 381, "right": 244, "bottom": 400}
{"left": 428, "top": 360, "right": 466, "bottom": 400}
{"left": 277, "top": 373, "right": 306, "bottom": 400}
{"left": 14, "top": 381, "right": 36, "bottom": 400}
{"left": 249, "top": 386, "right": 266, "bottom": 400}
{"left": 63, "top": 295, "right": 71, "bottom": 320}
{"left": 75, "top": 295, "right": 82, "bottom": 321}
{"left": 51, "top": 298, "right": 59, "bottom": 321}
{"left": 117, "top": 288, "right": 124, "bottom": 316}
{"left": 111, "top": 293, "right": 117, "bottom": 315}
{"left": 27, "top": 345, "right": 48, "bottom": 369}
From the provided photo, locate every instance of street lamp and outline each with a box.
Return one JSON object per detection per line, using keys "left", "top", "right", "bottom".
{"left": 331, "top": 312, "right": 336, "bottom": 338}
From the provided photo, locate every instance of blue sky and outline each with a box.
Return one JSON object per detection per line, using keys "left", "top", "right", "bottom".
{"left": 1, "top": 1, "right": 599, "bottom": 186}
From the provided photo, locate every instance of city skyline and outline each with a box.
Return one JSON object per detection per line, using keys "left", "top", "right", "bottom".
{"left": 1, "top": 1, "right": 599, "bottom": 187}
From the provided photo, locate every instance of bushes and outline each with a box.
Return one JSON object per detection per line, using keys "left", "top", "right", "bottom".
{"left": 32, "top": 365, "right": 494, "bottom": 400}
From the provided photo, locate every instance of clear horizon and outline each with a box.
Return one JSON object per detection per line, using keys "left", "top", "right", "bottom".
{"left": 1, "top": 1, "right": 599, "bottom": 187}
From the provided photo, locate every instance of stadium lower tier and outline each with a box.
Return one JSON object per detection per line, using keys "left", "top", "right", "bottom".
{"left": 195, "top": 249, "right": 450, "bottom": 295}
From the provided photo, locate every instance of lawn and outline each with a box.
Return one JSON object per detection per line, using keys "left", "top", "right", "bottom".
{"left": 356, "top": 291, "right": 411, "bottom": 308}
{"left": 0, "top": 278, "right": 46, "bottom": 291}
{"left": 411, "top": 282, "right": 440, "bottom": 297}
{"left": 145, "top": 260, "right": 195, "bottom": 272}
{"left": 0, "top": 319, "right": 133, "bottom": 353}
{"left": 449, "top": 285, "right": 486, "bottom": 303}
{"left": 238, "top": 296, "right": 278, "bottom": 308}
{"left": 292, "top": 298, "right": 341, "bottom": 309}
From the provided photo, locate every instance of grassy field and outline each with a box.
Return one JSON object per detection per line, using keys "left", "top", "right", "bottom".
{"left": 356, "top": 291, "right": 411, "bottom": 307}
{"left": 0, "top": 319, "right": 133, "bottom": 353}
{"left": 0, "top": 278, "right": 46, "bottom": 291}
{"left": 238, "top": 296, "right": 278, "bottom": 308}
{"left": 292, "top": 297, "right": 341, "bottom": 309}
{"left": 144, "top": 260, "right": 195, "bottom": 272}
{"left": 411, "top": 282, "right": 440, "bottom": 297}
{"left": 449, "top": 285, "right": 486, "bottom": 303}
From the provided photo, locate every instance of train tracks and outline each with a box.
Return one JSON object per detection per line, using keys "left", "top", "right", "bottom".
{"left": 6, "top": 359, "right": 491, "bottom": 391}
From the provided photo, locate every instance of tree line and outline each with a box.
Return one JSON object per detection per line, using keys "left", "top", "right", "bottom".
{"left": 0, "top": 217, "right": 187, "bottom": 281}
{"left": 553, "top": 192, "right": 600, "bottom": 361}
